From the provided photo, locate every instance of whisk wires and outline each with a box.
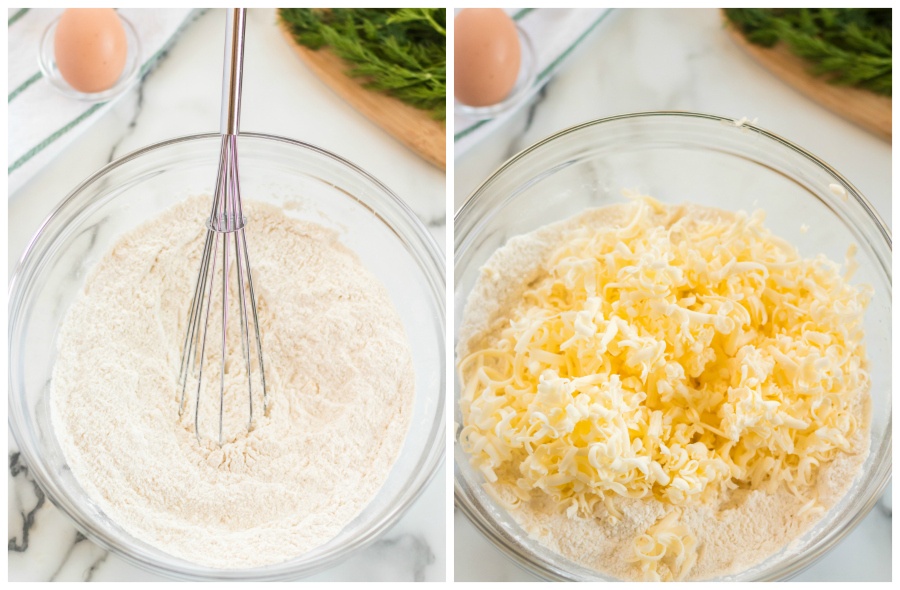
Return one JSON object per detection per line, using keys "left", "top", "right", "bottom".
{"left": 178, "top": 134, "right": 267, "bottom": 445}
{"left": 177, "top": 9, "right": 265, "bottom": 445}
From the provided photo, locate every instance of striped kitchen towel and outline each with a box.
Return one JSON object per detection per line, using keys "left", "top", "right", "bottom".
{"left": 454, "top": 8, "right": 614, "bottom": 159}
{"left": 8, "top": 8, "right": 198, "bottom": 196}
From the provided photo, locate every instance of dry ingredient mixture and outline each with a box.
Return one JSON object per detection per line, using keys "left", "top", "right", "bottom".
{"left": 458, "top": 196, "right": 871, "bottom": 581}
{"left": 51, "top": 196, "right": 415, "bottom": 569}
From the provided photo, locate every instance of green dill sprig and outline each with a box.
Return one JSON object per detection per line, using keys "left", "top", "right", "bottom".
{"left": 278, "top": 8, "right": 446, "bottom": 120}
{"left": 725, "top": 8, "right": 891, "bottom": 97}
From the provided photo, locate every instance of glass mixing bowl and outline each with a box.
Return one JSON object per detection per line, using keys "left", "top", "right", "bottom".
{"left": 454, "top": 112, "right": 891, "bottom": 581}
{"left": 8, "top": 133, "right": 445, "bottom": 580}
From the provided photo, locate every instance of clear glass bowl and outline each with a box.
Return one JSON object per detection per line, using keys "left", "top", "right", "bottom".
{"left": 454, "top": 112, "right": 891, "bottom": 581}
{"left": 8, "top": 133, "right": 445, "bottom": 580}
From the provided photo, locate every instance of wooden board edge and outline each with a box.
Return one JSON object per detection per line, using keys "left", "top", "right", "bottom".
{"left": 278, "top": 22, "right": 446, "bottom": 169}
{"left": 723, "top": 16, "right": 891, "bottom": 142}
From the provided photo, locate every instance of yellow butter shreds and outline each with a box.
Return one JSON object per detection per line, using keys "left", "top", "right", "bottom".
{"left": 629, "top": 510, "right": 697, "bottom": 581}
{"left": 459, "top": 196, "right": 870, "bottom": 515}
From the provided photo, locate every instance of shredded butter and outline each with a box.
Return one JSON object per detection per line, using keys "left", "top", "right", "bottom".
{"left": 459, "top": 196, "right": 870, "bottom": 579}
{"left": 629, "top": 510, "right": 697, "bottom": 581}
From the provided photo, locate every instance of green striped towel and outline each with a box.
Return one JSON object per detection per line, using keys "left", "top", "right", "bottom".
{"left": 454, "top": 8, "right": 614, "bottom": 158}
{"left": 8, "top": 8, "right": 198, "bottom": 195}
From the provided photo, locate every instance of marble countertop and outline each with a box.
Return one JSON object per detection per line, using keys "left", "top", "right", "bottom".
{"left": 454, "top": 8, "right": 891, "bottom": 582}
{"left": 8, "top": 8, "right": 445, "bottom": 582}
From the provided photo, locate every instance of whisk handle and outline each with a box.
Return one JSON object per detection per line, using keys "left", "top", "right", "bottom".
{"left": 221, "top": 8, "right": 246, "bottom": 136}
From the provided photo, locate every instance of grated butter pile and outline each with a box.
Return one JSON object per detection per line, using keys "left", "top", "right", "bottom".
{"left": 458, "top": 196, "right": 871, "bottom": 581}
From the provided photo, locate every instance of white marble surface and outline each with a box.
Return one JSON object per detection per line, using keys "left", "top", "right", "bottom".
{"left": 8, "top": 8, "right": 445, "bottom": 582}
{"left": 454, "top": 8, "right": 891, "bottom": 582}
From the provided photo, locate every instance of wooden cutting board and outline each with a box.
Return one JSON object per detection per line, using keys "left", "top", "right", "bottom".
{"left": 725, "top": 19, "right": 891, "bottom": 141}
{"left": 280, "top": 24, "right": 446, "bottom": 169}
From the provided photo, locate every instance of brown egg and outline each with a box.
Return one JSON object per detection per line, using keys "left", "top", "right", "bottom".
{"left": 455, "top": 9, "right": 521, "bottom": 107}
{"left": 54, "top": 8, "right": 128, "bottom": 93}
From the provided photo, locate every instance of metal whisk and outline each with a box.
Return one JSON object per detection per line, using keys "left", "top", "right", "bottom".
{"left": 178, "top": 8, "right": 266, "bottom": 444}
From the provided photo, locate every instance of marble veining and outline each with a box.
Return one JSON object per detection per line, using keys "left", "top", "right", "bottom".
{"left": 46, "top": 532, "right": 106, "bottom": 583}
{"left": 105, "top": 83, "right": 145, "bottom": 165}
{"left": 8, "top": 8, "right": 445, "bottom": 582}
{"left": 508, "top": 84, "right": 549, "bottom": 160}
{"left": 8, "top": 452, "right": 45, "bottom": 554}
{"left": 325, "top": 533, "right": 436, "bottom": 583}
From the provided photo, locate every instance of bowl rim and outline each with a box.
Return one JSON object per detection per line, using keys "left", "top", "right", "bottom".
{"left": 452, "top": 110, "right": 892, "bottom": 581}
{"left": 8, "top": 131, "right": 446, "bottom": 580}
{"left": 455, "top": 111, "right": 891, "bottom": 254}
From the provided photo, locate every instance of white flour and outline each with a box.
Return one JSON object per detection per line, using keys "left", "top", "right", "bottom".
{"left": 458, "top": 203, "right": 869, "bottom": 581}
{"left": 51, "top": 196, "right": 415, "bottom": 569}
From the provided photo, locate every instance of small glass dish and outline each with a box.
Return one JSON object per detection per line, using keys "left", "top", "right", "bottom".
{"left": 38, "top": 12, "right": 142, "bottom": 102}
{"left": 454, "top": 23, "right": 537, "bottom": 121}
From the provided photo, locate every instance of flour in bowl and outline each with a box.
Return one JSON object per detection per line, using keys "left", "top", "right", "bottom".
{"left": 51, "top": 196, "right": 415, "bottom": 568}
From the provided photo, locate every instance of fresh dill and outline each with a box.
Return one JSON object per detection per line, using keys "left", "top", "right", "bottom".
{"left": 724, "top": 8, "right": 891, "bottom": 97}
{"left": 279, "top": 8, "right": 446, "bottom": 120}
